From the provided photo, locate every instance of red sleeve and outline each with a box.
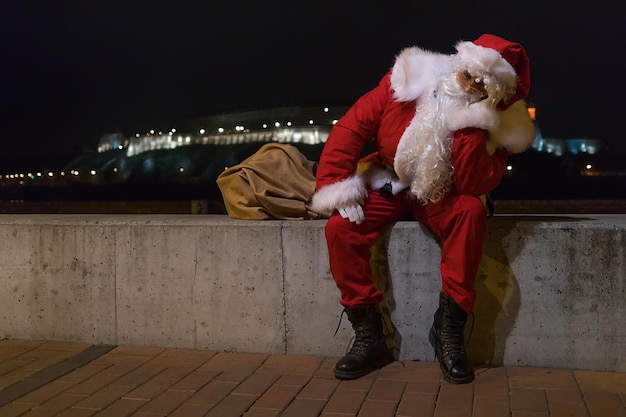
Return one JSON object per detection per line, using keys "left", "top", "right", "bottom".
{"left": 450, "top": 127, "right": 511, "bottom": 196}
{"left": 315, "top": 72, "right": 392, "bottom": 190}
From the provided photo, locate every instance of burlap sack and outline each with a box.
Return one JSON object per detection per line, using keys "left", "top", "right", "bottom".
{"left": 216, "top": 143, "right": 319, "bottom": 220}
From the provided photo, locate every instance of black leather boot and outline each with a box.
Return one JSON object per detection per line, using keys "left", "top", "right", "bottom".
{"left": 429, "top": 292, "right": 474, "bottom": 384}
{"left": 334, "top": 304, "right": 392, "bottom": 380}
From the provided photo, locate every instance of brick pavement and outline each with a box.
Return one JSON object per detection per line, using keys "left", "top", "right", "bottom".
{"left": 0, "top": 339, "right": 624, "bottom": 417}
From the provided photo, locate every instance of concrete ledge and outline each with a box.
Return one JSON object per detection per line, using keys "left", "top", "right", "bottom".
{"left": 0, "top": 214, "right": 623, "bottom": 371}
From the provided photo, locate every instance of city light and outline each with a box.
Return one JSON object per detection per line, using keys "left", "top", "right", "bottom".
{"left": 199, "top": 128, "right": 206, "bottom": 134}
{"left": 506, "top": 165, "right": 513, "bottom": 171}
{"left": 90, "top": 170, "right": 96, "bottom": 176}
{"left": 586, "top": 164, "right": 592, "bottom": 170}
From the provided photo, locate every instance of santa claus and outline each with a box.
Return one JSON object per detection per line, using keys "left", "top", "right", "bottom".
{"left": 309, "top": 34, "right": 534, "bottom": 383}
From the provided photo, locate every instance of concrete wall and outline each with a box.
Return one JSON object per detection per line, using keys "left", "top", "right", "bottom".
{"left": 0, "top": 214, "right": 623, "bottom": 371}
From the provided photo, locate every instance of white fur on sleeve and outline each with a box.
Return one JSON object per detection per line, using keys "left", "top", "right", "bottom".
{"left": 487, "top": 100, "right": 536, "bottom": 153}
{"left": 309, "top": 175, "right": 368, "bottom": 215}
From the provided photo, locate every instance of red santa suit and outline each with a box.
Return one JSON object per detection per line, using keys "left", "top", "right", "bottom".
{"left": 310, "top": 34, "right": 534, "bottom": 314}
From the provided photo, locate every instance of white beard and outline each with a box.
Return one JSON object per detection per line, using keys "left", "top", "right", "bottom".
{"left": 393, "top": 74, "right": 488, "bottom": 203}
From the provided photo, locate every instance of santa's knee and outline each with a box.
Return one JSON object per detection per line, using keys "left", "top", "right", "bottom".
{"left": 454, "top": 194, "right": 487, "bottom": 221}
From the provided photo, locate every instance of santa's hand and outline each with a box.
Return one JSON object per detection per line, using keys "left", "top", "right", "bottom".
{"left": 338, "top": 205, "right": 365, "bottom": 224}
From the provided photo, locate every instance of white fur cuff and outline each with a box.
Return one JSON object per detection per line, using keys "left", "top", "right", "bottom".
{"left": 309, "top": 175, "right": 368, "bottom": 215}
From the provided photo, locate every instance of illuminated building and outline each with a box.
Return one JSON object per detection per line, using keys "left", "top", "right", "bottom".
{"left": 527, "top": 102, "right": 604, "bottom": 156}
{"left": 97, "top": 105, "right": 348, "bottom": 157}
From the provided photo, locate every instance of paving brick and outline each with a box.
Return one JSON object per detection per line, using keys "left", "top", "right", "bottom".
{"left": 312, "top": 366, "right": 335, "bottom": 379}
{"left": 0, "top": 348, "right": 33, "bottom": 362}
{"left": 56, "top": 362, "right": 114, "bottom": 384}
{"left": 279, "top": 398, "right": 326, "bottom": 417}
{"left": 186, "top": 380, "right": 238, "bottom": 405}
{"left": 405, "top": 380, "right": 440, "bottom": 394}
{"left": 275, "top": 374, "right": 311, "bottom": 387}
{"left": 232, "top": 372, "right": 280, "bottom": 395}
{"left": 0, "top": 340, "right": 45, "bottom": 350}
{"left": 56, "top": 407, "right": 99, "bottom": 417}
{"left": 11, "top": 380, "right": 75, "bottom": 405}
{"left": 154, "top": 347, "right": 216, "bottom": 364}
{"left": 396, "top": 392, "right": 436, "bottom": 417}
{"left": 583, "top": 391, "right": 626, "bottom": 417}
{"left": 297, "top": 377, "right": 340, "bottom": 400}
{"left": 108, "top": 346, "right": 166, "bottom": 357}
{"left": 547, "top": 389, "right": 585, "bottom": 403}
{"left": 473, "top": 396, "right": 510, "bottom": 417}
{"left": 548, "top": 400, "right": 590, "bottom": 417}
{"left": 243, "top": 407, "right": 282, "bottom": 417}
{"left": 204, "top": 393, "right": 258, "bottom": 417}
{"left": 168, "top": 369, "right": 221, "bottom": 391}
{"left": 0, "top": 367, "right": 39, "bottom": 389}
{"left": 134, "top": 388, "right": 196, "bottom": 415}
{"left": 510, "top": 388, "right": 549, "bottom": 414}
{"left": 65, "top": 371, "right": 128, "bottom": 396}
{"left": 72, "top": 384, "right": 134, "bottom": 410}
{"left": 335, "top": 373, "right": 377, "bottom": 392}
{"left": 0, "top": 359, "right": 34, "bottom": 377}
{"left": 19, "top": 393, "right": 85, "bottom": 417}
{"left": 357, "top": 399, "right": 398, "bottom": 417}
{"left": 324, "top": 387, "right": 368, "bottom": 414}
{"left": 200, "top": 352, "right": 269, "bottom": 372}
{"left": 168, "top": 402, "right": 215, "bottom": 417}
{"left": 109, "top": 364, "right": 166, "bottom": 387}
{"left": 474, "top": 375, "right": 509, "bottom": 399}
{"left": 122, "top": 376, "right": 184, "bottom": 400}
{"left": 38, "top": 341, "right": 92, "bottom": 352}
{"left": 255, "top": 354, "right": 325, "bottom": 375}
{"left": 122, "top": 378, "right": 177, "bottom": 400}
{"left": 252, "top": 384, "right": 302, "bottom": 410}
{"left": 576, "top": 370, "right": 626, "bottom": 394}
{"left": 379, "top": 368, "right": 441, "bottom": 382}
{"left": 367, "top": 379, "right": 406, "bottom": 402}
{"left": 0, "top": 401, "right": 35, "bottom": 417}
{"left": 91, "top": 398, "right": 148, "bottom": 417}
{"left": 152, "top": 365, "right": 199, "bottom": 381}
{"left": 509, "top": 368, "right": 579, "bottom": 390}
{"left": 437, "top": 382, "right": 474, "bottom": 409}
{"left": 215, "top": 370, "right": 254, "bottom": 383}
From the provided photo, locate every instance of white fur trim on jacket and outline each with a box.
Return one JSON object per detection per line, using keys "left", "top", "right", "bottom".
{"left": 309, "top": 175, "right": 368, "bottom": 216}
{"left": 390, "top": 47, "right": 451, "bottom": 102}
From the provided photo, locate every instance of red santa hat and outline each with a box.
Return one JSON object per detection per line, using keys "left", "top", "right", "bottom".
{"left": 454, "top": 33, "right": 531, "bottom": 106}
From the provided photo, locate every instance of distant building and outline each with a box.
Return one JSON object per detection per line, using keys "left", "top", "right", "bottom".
{"left": 527, "top": 102, "right": 603, "bottom": 156}
{"left": 97, "top": 105, "right": 348, "bottom": 157}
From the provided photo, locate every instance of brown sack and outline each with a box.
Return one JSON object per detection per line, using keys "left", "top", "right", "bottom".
{"left": 216, "top": 143, "right": 319, "bottom": 220}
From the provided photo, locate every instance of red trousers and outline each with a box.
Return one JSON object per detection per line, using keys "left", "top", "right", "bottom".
{"left": 324, "top": 190, "right": 486, "bottom": 314}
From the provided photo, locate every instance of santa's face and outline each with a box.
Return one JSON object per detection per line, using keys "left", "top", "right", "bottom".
{"left": 455, "top": 70, "right": 488, "bottom": 101}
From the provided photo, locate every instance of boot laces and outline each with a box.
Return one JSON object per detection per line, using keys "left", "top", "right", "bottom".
{"left": 440, "top": 312, "right": 474, "bottom": 360}
{"left": 347, "top": 322, "right": 378, "bottom": 356}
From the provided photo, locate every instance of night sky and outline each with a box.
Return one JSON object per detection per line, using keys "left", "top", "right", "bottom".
{"left": 2, "top": 1, "right": 625, "bottom": 169}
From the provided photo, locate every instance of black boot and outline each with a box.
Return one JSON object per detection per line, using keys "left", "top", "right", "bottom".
{"left": 334, "top": 304, "right": 392, "bottom": 380}
{"left": 429, "top": 292, "right": 474, "bottom": 384}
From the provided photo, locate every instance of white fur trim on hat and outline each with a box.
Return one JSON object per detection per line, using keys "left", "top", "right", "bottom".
{"left": 309, "top": 175, "right": 368, "bottom": 215}
{"left": 390, "top": 47, "right": 451, "bottom": 102}
{"left": 454, "top": 41, "right": 517, "bottom": 90}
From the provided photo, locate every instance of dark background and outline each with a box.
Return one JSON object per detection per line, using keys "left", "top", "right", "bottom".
{"left": 1, "top": 1, "right": 625, "bottom": 171}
